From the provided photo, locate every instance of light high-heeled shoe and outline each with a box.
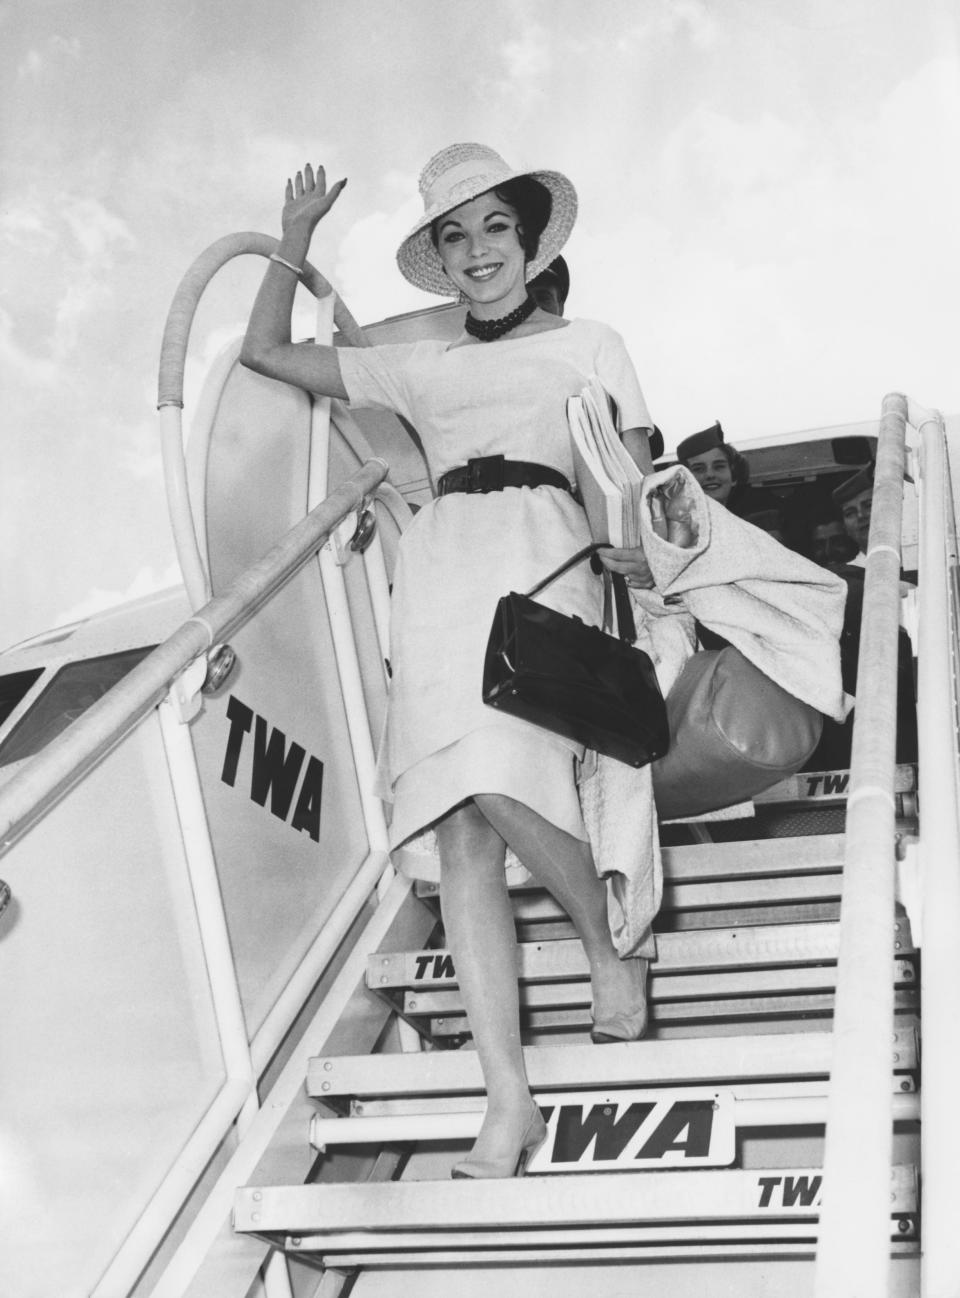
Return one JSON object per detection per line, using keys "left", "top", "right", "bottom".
{"left": 590, "top": 957, "right": 649, "bottom": 1044}
{"left": 451, "top": 1100, "right": 548, "bottom": 1179}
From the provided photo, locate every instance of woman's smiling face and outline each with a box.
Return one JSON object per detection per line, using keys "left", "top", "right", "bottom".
{"left": 686, "top": 449, "right": 734, "bottom": 505}
{"left": 435, "top": 190, "right": 528, "bottom": 315}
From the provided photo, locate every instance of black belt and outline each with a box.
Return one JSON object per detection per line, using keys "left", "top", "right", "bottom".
{"left": 437, "top": 455, "right": 573, "bottom": 496}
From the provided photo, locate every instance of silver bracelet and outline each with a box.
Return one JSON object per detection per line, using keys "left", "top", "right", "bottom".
{"left": 269, "top": 253, "right": 302, "bottom": 276}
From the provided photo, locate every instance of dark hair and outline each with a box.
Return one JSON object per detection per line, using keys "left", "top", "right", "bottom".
{"left": 813, "top": 501, "right": 845, "bottom": 527}
{"left": 430, "top": 175, "right": 552, "bottom": 262}
{"left": 722, "top": 443, "right": 751, "bottom": 487}
{"left": 529, "top": 254, "right": 570, "bottom": 304}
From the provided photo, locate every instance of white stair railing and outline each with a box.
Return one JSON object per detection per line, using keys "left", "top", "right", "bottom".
{"left": 912, "top": 401, "right": 960, "bottom": 1298}
{"left": 0, "top": 459, "right": 391, "bottom": 1298}
{"left": 814, "top": 393, "right": 908, "bottom": 1297}
{"left": 0, "top": 459, "right": 388, "bottom": 856}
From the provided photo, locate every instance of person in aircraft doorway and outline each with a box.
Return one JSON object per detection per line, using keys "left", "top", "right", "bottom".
{"left": 805, "top": 463, "right": 918, "bottom": 770}
{"left": 676, "top": 421, "right": 781, "bottom": 521}
{"left": 832, "top": 463, "right": 875, "bottom": 568}
{"left": 527, "top": 254, "right": 569, "bottom": 317}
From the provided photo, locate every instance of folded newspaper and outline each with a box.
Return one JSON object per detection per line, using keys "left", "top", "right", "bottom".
{"left": 567, "top": 376, "right": 645, "bottom": 547}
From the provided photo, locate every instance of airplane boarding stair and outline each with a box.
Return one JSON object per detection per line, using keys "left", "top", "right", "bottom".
{"left": 178, "top": 290, "right": 928, "bottom": 1295}
{"left": 229, "top": 766, "right": 922, "bottom": 1297}
{"left": 1, "top": 237, "right": 947, "bottom": 1297}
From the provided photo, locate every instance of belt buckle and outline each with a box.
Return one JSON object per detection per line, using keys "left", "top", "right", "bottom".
{"left": 466, "top": 454, "right": 505, "bottom": 493}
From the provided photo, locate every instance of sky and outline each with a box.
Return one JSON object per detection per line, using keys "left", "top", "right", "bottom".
{"left": 2, "top": 0, "right": 959, "bottom": 651}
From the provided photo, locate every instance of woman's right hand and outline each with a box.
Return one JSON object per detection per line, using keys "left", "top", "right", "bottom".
{"left": 282, "top": 163, "right": 347, "bottom": 234}
{"left": 598, "top": 545, "right": 655, "bottom": 589}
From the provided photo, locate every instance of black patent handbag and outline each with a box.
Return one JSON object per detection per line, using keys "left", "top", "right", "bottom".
{"left": 482, "top": 544, "right": 670, "bottom": 767}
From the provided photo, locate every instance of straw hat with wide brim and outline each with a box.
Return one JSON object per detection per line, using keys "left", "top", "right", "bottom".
{"left": 396, "top": 142, "right": 578, "bottom": 298}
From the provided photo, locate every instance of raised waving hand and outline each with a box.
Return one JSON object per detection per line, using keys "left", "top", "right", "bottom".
{"left": 282, "top": 163, "right": 347, "bottom": 234}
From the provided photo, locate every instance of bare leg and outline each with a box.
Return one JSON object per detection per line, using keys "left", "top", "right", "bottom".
{"left": 474, "top": 792, "right": 646, "bottom": 1030}
{"left": 436, "top": 803, "right": 541, "bottom": 1170}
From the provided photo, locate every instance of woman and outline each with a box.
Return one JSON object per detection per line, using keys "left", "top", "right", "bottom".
{"left": 242, "top": 143, "right": 657, "bottom": 1179}
{"left": 677, "top": 421, "right": 782, "bottom": 520}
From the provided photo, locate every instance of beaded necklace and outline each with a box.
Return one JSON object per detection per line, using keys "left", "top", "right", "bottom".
{"left": 464, "top": 294, "right": 537, "bottom": 342}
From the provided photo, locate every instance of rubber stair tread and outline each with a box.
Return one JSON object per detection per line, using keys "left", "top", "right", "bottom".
{"left": 426, "top": 989, "right": 920, "bottom": 1037}
{"left": 368, "top": 920, "right": 915, "bottom": 992}
{"left": 403, "top": 958, "right": 916, "bottom": 1015}
{"left": 414, "top": 836, "right": 849, "bottom": 906}
{"left": 507, "top": 874, "right": 845, "bottom": 926}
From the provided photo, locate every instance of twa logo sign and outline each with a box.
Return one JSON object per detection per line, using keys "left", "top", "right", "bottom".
{"left": 805, "top": 772, "right": 850, "bottom": 797}
{"left": 220, "top": 696, "right": 324, "bottom": 842}
{"left": 757, "top": 1173, "right": 822, "bottom": 1208}
{"left": 527, "top": 1089, "right": 735, "bottom": 1173}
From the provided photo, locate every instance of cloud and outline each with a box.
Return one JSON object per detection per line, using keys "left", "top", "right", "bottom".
{"left": 53, "top": 563, "right": 183, "bottom": 630}
{"left": 60, "top": 198, "right": 134, "bottom": 261}
{"left": 16, "top": 48, "right": 43, "bottom": 79}
{"left": 333, "top": 189, "right": 429, "bottom": 325}
{"left": 120, "top": 414, "right": 167, "bottom": 483}
{"left": 0, "top": 192, "right": 135, "bottom": 364}
{"left": 0, "top": 202, "right": 57, "bottom": 254}
{"left": 565, "top": 53, "right": 960, "bottom": 442}
{"left": 503, "top": 25, "right": 554, "bottom": 80}
{"left": 16, "top": 34, "right": 81, "bottom": 79}
{"left": 617, "top": 0, "right": 720, "bottom": 53}
{"left": 0, "top": 305, "right": 56, "bottom": 386}
{"left": 473, "top": 21, "right": 557, "bottom": 114}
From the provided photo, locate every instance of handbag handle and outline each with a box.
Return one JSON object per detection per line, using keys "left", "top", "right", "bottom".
{"left": 524, "top": 543, "right": 604, "bottom": 599}
{"left": 524, "top": 543, "right": 638, "bottom": 645}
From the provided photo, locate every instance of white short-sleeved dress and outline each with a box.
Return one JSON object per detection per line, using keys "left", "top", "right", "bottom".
{"left": 337, "top": 318, "right": 651, "bottom": 857}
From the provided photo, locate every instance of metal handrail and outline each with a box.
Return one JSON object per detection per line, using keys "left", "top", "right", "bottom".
{"left": 813, "top": 393, "right": 908, "bottom": 1296}
{"left": 0, "top": 458, "right": 389, "bottom": 856}
{"left": 912, "top": 402, "right": 960, "bottom": 1298}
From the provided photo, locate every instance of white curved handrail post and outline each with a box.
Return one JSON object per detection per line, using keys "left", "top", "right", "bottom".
{"left": 156, "top": 233, "right": 369, "bottom": 612}
{"left": 814, "top": 393, "right": 907, "bottom": 1298}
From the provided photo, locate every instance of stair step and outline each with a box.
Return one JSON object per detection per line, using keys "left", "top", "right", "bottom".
{"left": 415, "top": 835, "right": 849, "bottom": 904}
{"left": 345, "top": 1076, "right": 917, "bottom": 1118}
{"left": 309, "top": 1088, "right": 921, "bottom": 1152}
{"left": 426, "top": 987, "right": 919, "bottom": 1038}
{"left": 307, "top": 1026, "right": 918, "bottom": 1102}
{"left": 275, "top": 1238, "right": 918, "bottom": 1267}
{"left": 507, "top": 876, "right": 845, "bottom": 929}
{"left": 515, "top": 904, "right": 846, "bottom": 934}
{"left": 234, "top": 1166, "right": 918, "bottom": 1249}
{"left": 754, "top": 764, "right": 916, "bottom": 806}
{"left": 404, "top": 957, "right": 916, "bottom": 1018}
{"left": 368, "top": 919, "right": 914, "bottom": 993}
{"left": 653, "top": 902, "right": 843, "bottom": 930}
